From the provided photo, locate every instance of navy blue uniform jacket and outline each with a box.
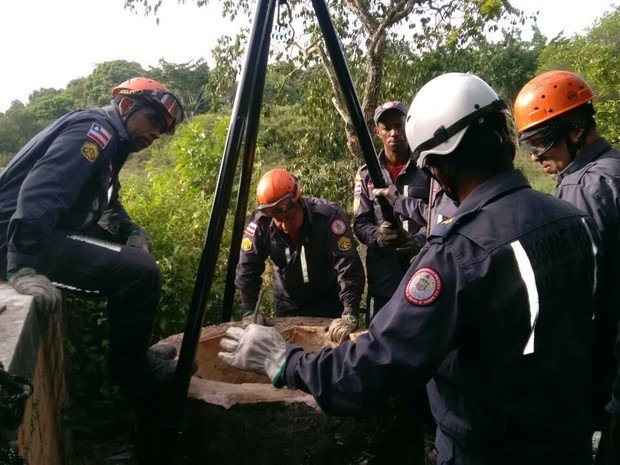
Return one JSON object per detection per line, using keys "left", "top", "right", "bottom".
{"left": 281, "top": 169, "right": 598, "bottom": 463}
{"left": 235, "top": 197, "right": 365, "bottom": 318}
{"left": 0, "top": 106, "right": 138, "bottom": 274}
{"left": 551, "top": 138, "right": 620, "bottom": 420}
{"left": 353, "top": 151, "right": 429, "bottom": 297}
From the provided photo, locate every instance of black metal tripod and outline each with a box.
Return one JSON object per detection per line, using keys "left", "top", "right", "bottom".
{"left": 160, "top": 0, "right": 395, "bottom": 462}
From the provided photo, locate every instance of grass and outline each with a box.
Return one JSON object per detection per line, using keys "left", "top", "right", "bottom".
{"left": 514, "top": 148, "right": 556, "bottom": 194}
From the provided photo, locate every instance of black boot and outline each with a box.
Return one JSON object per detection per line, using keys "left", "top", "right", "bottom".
{"left": 107, "top": 320, "right": 177, "bottom": 395}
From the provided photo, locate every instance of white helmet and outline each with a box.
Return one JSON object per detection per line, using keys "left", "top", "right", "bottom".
{"left": 406, "top": 73, "right": 509, "bottom": 168}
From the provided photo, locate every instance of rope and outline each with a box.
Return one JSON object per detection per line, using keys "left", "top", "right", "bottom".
{"left": 0, "top": 361, "right": 33, "bottom": 465}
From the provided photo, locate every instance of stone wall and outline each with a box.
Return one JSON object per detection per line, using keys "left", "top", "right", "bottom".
{"left": 0, "top": 283, "right": 70, "bottom": 465}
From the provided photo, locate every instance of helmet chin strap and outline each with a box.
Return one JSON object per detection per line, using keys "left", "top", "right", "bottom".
{"left": 424, "top": 165, "right": 460, "bottom": 205}
{"left": 116, "top": 98, "right": 148, "bottom": 127}
{"left": 563, "top": 125, "right": 590, "bottom": 162}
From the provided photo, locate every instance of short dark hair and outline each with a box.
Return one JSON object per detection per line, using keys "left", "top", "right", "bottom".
{"left": 426, "top": 112, "right": 515, "bottom": 177}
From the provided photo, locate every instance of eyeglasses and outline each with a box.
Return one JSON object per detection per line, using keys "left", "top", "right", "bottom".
{"left": 519, "top": 125, "right": 560, "bottom": 161}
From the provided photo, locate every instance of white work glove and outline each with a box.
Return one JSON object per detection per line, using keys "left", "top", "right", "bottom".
{"left": 327, "top": 313, "right": 358, "bottom": 344}
{"left": 8, "top": 267, "right": 62, "bottom": 317}
{"left": 373, "top": 185, "right": 398, "bottom": 205}
{"left": 125, "top": 228, "right": 151, "bottom": 252}
{"left": 218, "top": 324, "right": 286, "bottom": 382}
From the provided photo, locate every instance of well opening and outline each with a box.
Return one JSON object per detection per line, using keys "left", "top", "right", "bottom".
{"left": 156, "top": 317, "right": 425, "bottom": 465}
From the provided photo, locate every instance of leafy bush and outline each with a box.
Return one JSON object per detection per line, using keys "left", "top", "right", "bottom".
{"left": 122, "top": 114, "right": 237, "bottom": 336}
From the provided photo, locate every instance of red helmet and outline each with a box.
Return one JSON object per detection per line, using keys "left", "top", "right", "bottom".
{"left": 256, "top": 169, "right": 302, "bottom": 210}
{"left": 112, "top": 77, "right": 184, "bottom": 134}
{"left": 514, "top": 70, "right": 596, "bottom": 134}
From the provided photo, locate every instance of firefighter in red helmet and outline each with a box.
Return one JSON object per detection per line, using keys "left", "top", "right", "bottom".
{"left": 0, "top": 77, "right": 185, "bottom": 463}
{"left": 236, "top": 169, "right": 365, "bottom": 344}
{"left": 515, "top": 70, "right": 620, "bottom": 464}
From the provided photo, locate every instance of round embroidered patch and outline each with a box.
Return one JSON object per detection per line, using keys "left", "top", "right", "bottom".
{"left": 241, "top": 237, "right": 253, "bottom": 252}
{"left": 405, "top": 267, "right": 442, "bottom": 306}
{"left": 331, "top": 219, "right": 347, "bottom": 236}
{"left": 337, "top": 237, "right": 352, "bottom": 251}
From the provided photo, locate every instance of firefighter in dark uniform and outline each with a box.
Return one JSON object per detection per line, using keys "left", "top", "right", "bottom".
{"left": 0, "top": 77, "right": 185, "bottom": 464}
{"left": 219, "top": 73, "right": 600, "bottom": 465}
{"left": 0, "top": 77, "right": 184, "bottom": 393}
{"left": 515, "top": 70, "right": 620, "bottom": 464}
{"left": 236, "top": 169, "right": 365, "bottom": 344}
{"left": 353, "top": 101, "right": 430, "bottom": 321}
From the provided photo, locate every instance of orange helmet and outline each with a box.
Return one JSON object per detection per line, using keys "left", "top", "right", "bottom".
{"left": 514, "top": 70, "right": 596, "bottom": 134}
{"left": 256, "top": 169, "right": 302, "bottom": 209}
{"left": 112, "top": 77, "right": 184, "bottom": 134}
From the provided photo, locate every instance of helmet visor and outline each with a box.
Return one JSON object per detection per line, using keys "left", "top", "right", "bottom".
{"left": 144, "top": 90, "right": 184, "bottom": 133}
{"left": 519, "top": 125, "right": 560, "bottom": 160}
{"left": 258, "top": 194, "right": 297, "bottom": 218}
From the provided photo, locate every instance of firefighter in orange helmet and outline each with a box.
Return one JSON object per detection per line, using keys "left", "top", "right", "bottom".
{"left": 236, "top": 169, "right": 365, "bottom": 344}
{"left": 515, "top": 70, "right": 620, "bottom": 463}
{"left": 0, "top": 77, "right": 185, "bottom": 464}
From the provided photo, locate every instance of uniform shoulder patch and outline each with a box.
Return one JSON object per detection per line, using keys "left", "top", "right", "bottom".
{"left": 405, "top": 267, "right": 442, "bottom": 306}
{"left": 86, "top": 122, "right": 112, "bottom": 149}
{"left": 354, "top": 180, "right": 362, "bottom": 195}
{"left": 331, "top": 219, "right": 347, "bottom": 235}
{"left": 81, "top": 141, "right": 100, "bottom": 162}
{"left": 245, "top": 221, "right": 257, "bottom": 237}
{"left": 241, "top": 237, "right": 253, "bottom": 252}
{"left": 337, "top": 236, "right": 352, "bottom": 251}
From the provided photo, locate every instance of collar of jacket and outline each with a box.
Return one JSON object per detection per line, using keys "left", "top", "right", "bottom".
{"left": 102, "top": 105, "right": 129, "bottom": 141}
{"left": 377, "top": 148, "right": 415, "bottom": 182}
{"left": 556, "top": 137, "right": 613, "bottom": 183}
{"left": 429, "top": 169, "right": 530, "bottom": 239}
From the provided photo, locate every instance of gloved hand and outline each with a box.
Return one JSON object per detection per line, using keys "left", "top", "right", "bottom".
{"left": 8, "top": 267, "right": 62, "bottom": 317}
{"left": 218, "top": 324, "right": 286, "bottom": 382}
{"left": 126, "top": 228, "right": 151, "bottom": 252}
{"left": 149, "top": 344, "right": 178, "bottom": 360}
{"left": 374, "top": 221, "right": 399, "bottom": 248}
{"left": 392, "top": 228, "right": 421, "bottom": 259}
{"left": 373, "top": 184, "right": 398, "bottom": 205}
{"left": 327, "top": 313, "right": 358, "bottom": 344}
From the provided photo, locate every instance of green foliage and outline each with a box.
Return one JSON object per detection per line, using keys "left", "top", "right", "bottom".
{"left": 29, "top": 92, "right": 78, "bottom": 122}
{"left": 84, "top": 60, "right": 147, "bottom": 107}
{"left": 149, "top": 58, "right": 211, "bottom": 116}
{"left": 287, "top": 154, "right": 359, "bottom": 218}
{"left": 122, "top": 113, "right": 236, "bottom": 336}
{"left": 203, "top": 34, "right": 245, "bottom": 112}
{"left": 0, "top": 106, "right": 47, "bottom": 156}
{"left": 514, "top": 148, "right": 556, "bottom": 194}
{"left": 63, "top": 294, "right": 135, "bottom": 453}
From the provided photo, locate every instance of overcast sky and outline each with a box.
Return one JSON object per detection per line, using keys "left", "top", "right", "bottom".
{"left": 0, "top": 0, "right": 616, "bottom": 113}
